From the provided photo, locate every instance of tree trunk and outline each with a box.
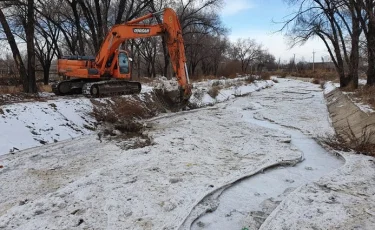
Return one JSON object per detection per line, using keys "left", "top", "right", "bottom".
{"left": 94, "top": 0, "right": 104, "bottom": 46}
{"left": 25, "top": 0, "right": 37, "bottom": 93}
{"left": 0, "top": 9, "right": 29, "bottom": 92}
{"left": 43, "top": 63, "right": 51, "bottom": 85}
{"left": 367, "top": 21, "right": 375, "bottom": 85}
{"left": 70, "top": 0, "right": 85, "bottom": 55}
{"left": 137, "top": 51, "right": 141, "bottom": 78}
{"left": 347, "top": 12, "right": 360, "bottom": 89}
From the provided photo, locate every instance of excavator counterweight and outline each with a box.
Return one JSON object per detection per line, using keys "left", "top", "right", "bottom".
{"left": 54, "top": 8, "right": 191, "bottom": 106}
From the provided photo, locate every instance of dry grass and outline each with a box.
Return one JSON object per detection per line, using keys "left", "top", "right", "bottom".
{"left": 38, "top": 84, "right": 52, "bottom": 93}
{"left": 91, "top": 97, "right": 156, "bottom": 124}
{"left": 321, "top": 135, "right": 375, "bottom": 157}
{"left": 190, "top": 75, "right": 218, "bottom": 82}
{"left": 91, "top": 94, "right": 164, "bottom": 148}
{"left": 0, "top": 77, "right": 22, "bottom": 86}
{"left": 0, "top": 85, "right": 23, "bottom": 94}
{"left": 260, "top": 72, "right": 271, "bottom": 80}
{"left": 292, "top": 69, "right": 338, "bottom": 81}
{"left": 321, "top": 124, "right": 375, "bottom": 157}
{"left": 245, "top": 75, "right": 258, "bottom": 84}
{"left": 312, "top": 78, "right": 321, "bottom": 85}
{"left": 271, "top": 70, "right": 287, "bottom": 78}
{"left": 136, "top": 77, "right": 155, "bottom": 84}
{"left": 0, "top": 83, "right": 52, "bottom": 95}
{"left": 269, "top": 69, "right": 338, "bottom": 81}
{"left": 353, "top": 85, "right": 375, "bottom": 110}
{"left": 207, "top": 86, "right": 221, "bottom": 98}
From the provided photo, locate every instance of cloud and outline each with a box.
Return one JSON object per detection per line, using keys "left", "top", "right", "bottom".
{"left": 221, "top": 0, "right": 254, "bottom": 16}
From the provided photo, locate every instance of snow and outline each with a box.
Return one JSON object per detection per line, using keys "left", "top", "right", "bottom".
{"left": 260, "top": 152, "right": 375, "bottom": 230}
{"left": 0, "top": 98, "right": 96, "bottom": 155}
{"left": 323, "top": 81, "right": 337, "bottom": 94}
{"left": 189, "top": 79, "right": 274, "bottom": 108}
{"left": 0, "top": 85, "right": 301, "bottom": 229}
{"left": 352, "top": 101, "right": 375, "bottom": 114}
{"left": 0, "top": 77, "right": 272, "bottom": 156}
{"left": 0, "top": 77, "right": 373, "bottom": 230}
{"left": 359, "top": 78, "right": 367, "bottom": 85}
{"left": 185, "top": 78, "right": 343, "bottom": 229}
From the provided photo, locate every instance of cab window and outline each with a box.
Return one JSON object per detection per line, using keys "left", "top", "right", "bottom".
{"left": 118, "top": 52, "right": 129, "bottom": 74}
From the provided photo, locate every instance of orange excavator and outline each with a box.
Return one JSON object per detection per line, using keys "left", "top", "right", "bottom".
{"left": 54, "top": 8, "right": 191, "bottom": 104}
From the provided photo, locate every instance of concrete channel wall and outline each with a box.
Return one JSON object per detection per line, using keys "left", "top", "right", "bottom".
{"left": 325, "top": 88, "right": 375, "bottom": 144}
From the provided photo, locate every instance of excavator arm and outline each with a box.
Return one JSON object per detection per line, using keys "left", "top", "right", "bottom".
{"left": 94, "top": 8, "right": 191, "bottom": 99}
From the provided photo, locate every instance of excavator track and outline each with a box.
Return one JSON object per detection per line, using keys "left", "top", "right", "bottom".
{"left": 52, "top": 79, "right": 87, "bottom": 95}
{"left": 82, "top": 80, "right": 142, "bottom": 97}
{"left": 52, "top": 79, "right": 141, "bottom": 97}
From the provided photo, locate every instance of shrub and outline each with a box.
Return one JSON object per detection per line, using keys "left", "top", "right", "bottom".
{"left": 0, "top": 85, "right": 22, "bottom": 94}
{"left": 91, "top": 96, "right": 157, "bottom": 124}
{"left": 321, "top": 123, "right": 375, "bottom": 157}
{"left": 260, "top": 72, "right": 271, "bottom": 80}
{"left": 37, "top": 84, "right": 52, "bottom": 93}
{"left": 207, "top": 86, "right": 220, "bottom": 98}
{"left": 354, "top": 85, "right": 375, "bottom": 110}
{"left": 245, "top": 75, "right": 257, "bottom": 84}
{"left": 312, "top": 78, "right": 320, "bottom": 84}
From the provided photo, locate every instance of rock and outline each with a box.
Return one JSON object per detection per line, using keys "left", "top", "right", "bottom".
{"left": 112, "top": 129, "right": 122, "bottom": 136}
{"left": 169, "top": 178, "right": 182, "bottom": 184}
{"left": 163, "top": 201, "right": 177, "bottom": 212}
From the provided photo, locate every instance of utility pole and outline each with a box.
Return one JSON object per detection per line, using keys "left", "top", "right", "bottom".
{"left": 293, "top": 54, "right": 298, "bottom": 72}
{"left": 313, "top": 50, "right": 316, "bottom": 71}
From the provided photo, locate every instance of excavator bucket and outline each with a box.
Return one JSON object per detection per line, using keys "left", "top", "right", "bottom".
{"left": 153, "top": 80, "right": 190, "bottom": 112}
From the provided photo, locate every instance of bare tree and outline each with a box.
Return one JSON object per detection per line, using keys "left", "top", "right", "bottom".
{"left": 0, "top": 1, "right": 37, "bottom": 93}
{"left": 351, "top": 0, "right": 375, "bottom": 85}
{"left": 0, "top": 7, "right": 28, "bottom": 89}
{"left": 151, "top": 0, "right": 226, "bottom": 78}
{"left": 281, "top": 0, "right": 361, "bottom": 88}
{"left": 231, "top": 38, "right": 262, "bottom": 73}
{"left": 34, "top": 17, "right": 60, "bottom": 85}
{"left": 201, "top": 36, "right": 228, "bottom": 76}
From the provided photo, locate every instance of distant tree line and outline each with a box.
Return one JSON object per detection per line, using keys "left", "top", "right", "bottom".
{"left": 282, "top": 0, "right": 375, "bottom": 88}
{"left": 0, "top": 0, "right": 274, "bottom": 93}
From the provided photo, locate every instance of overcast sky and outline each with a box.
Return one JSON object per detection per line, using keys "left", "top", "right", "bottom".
{"left": 220, "top": 0, "right": 329, "bottom": 63}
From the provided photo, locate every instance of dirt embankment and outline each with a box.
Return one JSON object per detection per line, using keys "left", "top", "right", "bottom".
{"left": 325, "top": 87, "right": 375, "bottom": 144}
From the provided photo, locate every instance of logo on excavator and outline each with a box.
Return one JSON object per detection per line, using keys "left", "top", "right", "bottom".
{"left": 133, "top": 28, "right": 150, "bottom": 34}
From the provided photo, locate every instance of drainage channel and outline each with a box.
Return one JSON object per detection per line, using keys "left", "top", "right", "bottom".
{"left": 187, "top": 107, "right": 344, "bottom": 230}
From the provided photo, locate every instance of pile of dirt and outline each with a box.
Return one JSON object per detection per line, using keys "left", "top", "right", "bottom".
{"left": 91, "top": 93, "right": 167, "bottom": 148}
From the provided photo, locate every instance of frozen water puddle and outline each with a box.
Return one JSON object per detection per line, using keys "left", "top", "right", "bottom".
{"left": 180, "top": 101, "right": 344, "bottom": 230}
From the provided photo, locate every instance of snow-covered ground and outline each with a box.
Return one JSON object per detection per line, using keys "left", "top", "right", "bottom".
{"left": 0, "top": 98, "right": 96, "bottom": 155}
{"left": 0, "top": 79, "right": 297, "bottom": 229}
{"left": 0, "top": 78, "right": 273, "bottom": 156}
{"left": 0, "top": 78, "right": 373, "bottom": 230}
{"left": 260, "top": 152, "right": 375, "bottom": 230}
{"left": 184, "top": 79, "right": 343, "bottom": 229}
{"left": 259, "top": 81, "right": 375, "bottom": 230}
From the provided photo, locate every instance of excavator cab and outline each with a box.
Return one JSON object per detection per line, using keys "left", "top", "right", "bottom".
{"left": 118, "top": 52, "right": 130, "bottom": 75}
{"left": 111, "top": 50, "right": 131, "bottom": 79}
